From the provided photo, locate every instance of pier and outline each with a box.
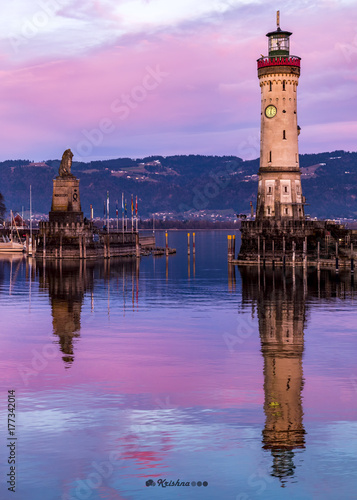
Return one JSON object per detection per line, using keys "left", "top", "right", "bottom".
{"left": 235, "top": 219, "right": 357, "bottom": 269}
{"left": 34, "top": 149, "right": 156, "bottom": 260}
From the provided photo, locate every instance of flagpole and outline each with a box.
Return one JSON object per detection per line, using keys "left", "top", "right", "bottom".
{"left": 116, "top": 200, "right": 119, "bottom": 231}
{"left": 29, "top": 185, "right": 32, "bottom": 255}
{"left": 131, "top": 194, "right": 134, "bottom": 233}
{"left": 107, "top": 191, "right": 109, "bottom": 234}
{"left": 122, "top": 192, "right": 124, "bottom": 235}
{"left": 135, "top": 195, "right": 138, "bottom": 232}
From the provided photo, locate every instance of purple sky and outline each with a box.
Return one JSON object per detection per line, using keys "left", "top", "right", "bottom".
{"left": 1, "top": 0, "right": 357, "bottom": 162}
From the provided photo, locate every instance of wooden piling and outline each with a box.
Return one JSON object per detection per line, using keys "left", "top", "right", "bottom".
{"left": 165, "top": 231, "right": 169, "bottom": 256}
{"left": 232, "top": 235, "right": 236, "bottom": 260}
{"left": 104, "top": 237, "right": 107, "bottom": 259}
{"left": 187, "top": 232, "right": 190, "bottom": 255}
{"left": 228, "top": 263, "right": 233, "bottom": 291}
{"left": 60, "top": 234, "right": 63, "bottom": 260}
{"left": 335, "top": 241, "right": 339, "bottom": 273}
{"left": 193, "top": 232, "right": 196, "bottom": 254}
{"left": 351, "top": 243, "right": 354, "bottom": 274}
{"left": 272, "top": 239, "right": 275, "bottom": 269}
{"left": 292, "top": 240, "right": 296, "bottom": 267}
{"left": 79, "top": 235, "right": 83, "bottom": 259}
{"left": 228, "top": 235, "right": 233, "bottom": 263}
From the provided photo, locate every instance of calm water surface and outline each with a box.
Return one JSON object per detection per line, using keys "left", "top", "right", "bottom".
{"left": 0, "top": 230, "right": 356, "bottom": 499}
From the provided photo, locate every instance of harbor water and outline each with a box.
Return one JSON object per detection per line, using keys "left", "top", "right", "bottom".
{"left": 0, "top": 230, "right": 356, "bottom": 499}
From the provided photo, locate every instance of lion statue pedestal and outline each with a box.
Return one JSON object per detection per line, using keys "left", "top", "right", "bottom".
{"left": 50, "top": 149, "right": 83, "bottom": 224}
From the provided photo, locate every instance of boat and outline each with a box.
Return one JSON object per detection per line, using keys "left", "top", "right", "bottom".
{"left": 0, "top": 210, "right": 26, "bottom": 253}
{"left": 0, "top": 236, "right": 25, "bottom": 253}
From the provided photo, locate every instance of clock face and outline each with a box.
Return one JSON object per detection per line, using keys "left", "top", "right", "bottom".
{"left": 265, "top": 105, "right": 277, "bottom": 118}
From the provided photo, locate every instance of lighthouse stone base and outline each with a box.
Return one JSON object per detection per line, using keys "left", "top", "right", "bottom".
{"left": 237, "top": 218, "right": 357, "bottom": 267}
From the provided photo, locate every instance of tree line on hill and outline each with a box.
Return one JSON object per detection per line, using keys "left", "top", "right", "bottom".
{"left": 0, "top": 150, "right": 357, "bottom": 220}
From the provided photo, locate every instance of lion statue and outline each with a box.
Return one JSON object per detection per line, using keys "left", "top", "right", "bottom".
{"left": 58, "top": 149, "right": 74, "bottom": 177}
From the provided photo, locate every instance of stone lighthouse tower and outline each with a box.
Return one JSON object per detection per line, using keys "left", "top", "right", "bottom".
{"left": 256, "top": 12, "right": 305, "bottom": 220}
{"left": 237, "top": 13, "right": 356, "bottom": 264}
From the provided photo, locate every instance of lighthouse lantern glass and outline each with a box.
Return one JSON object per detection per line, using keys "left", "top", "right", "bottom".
{"left": 268, "top": 34, "right": 290, "bottom": 56}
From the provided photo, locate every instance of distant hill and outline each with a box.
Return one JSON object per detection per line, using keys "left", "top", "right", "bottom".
{"left": 1, "top": 151, "right": 357, "bottom": 219}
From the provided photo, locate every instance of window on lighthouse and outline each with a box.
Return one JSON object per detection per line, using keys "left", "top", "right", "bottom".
{"left": 283, "top": 80, "right": 286, "bottom": 91}
{"left": 269, "top": 81, "right": 272, "bottom": 91}
{"left": 283, "top": 130, "right": 286, "bottom": 139}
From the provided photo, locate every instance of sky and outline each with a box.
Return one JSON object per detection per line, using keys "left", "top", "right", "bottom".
{"left": 1, "top": 0, "right": 357, "bottom": 162}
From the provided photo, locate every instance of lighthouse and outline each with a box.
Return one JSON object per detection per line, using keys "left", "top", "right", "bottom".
{"left": 236, "top": 13, "right": 356, "bottom": 265}
{"left": 256, "top": 11, "right": 305, "bottom": 220}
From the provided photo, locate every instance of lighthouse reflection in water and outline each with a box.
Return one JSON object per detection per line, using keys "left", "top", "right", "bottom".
{"left": 240, "top": 266, "right": 307, "bottom": 485}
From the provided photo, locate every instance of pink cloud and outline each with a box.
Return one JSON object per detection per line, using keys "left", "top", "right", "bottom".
{"left": 0, "top": 4, "right": 357, "bottom": 160}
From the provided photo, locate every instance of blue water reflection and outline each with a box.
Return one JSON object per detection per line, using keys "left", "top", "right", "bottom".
{"left": 0, "top": 231, "right": 356, "bottom": 500}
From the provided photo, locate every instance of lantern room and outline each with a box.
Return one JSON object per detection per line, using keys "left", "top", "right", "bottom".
{"left": 266, "top": 11, "right": 292, "bottom": 57}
